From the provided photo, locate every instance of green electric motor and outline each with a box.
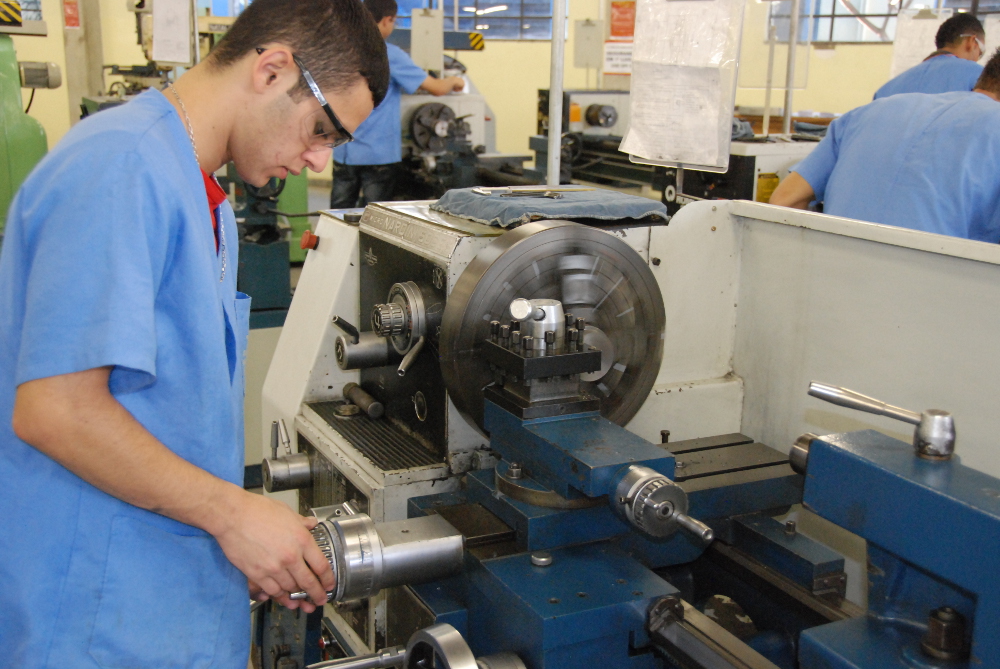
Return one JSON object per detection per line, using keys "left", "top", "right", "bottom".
{"left": 1, "top": 33, "right": 50, "bottom": 236}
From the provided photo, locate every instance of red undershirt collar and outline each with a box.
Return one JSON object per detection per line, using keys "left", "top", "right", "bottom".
{"left": 201, "top": 169, "right": 226, "bottom": 252}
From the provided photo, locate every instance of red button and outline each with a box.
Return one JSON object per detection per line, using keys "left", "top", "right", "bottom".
{"left": 301, "top": 229, "right": 319, "bottom": 250}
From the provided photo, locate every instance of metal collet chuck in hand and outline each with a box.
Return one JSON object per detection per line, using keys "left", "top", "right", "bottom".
{"left": 289, "top": 503, "right": 465, "bottom": 604}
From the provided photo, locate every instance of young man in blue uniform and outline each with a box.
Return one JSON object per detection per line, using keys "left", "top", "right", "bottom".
{"left": 330, "top": 0, "right": 466, "bottom": 207}
{"left": 0, "top": 0, "right": 388, "bottom": 666}
{"left": 770, "top": 49, "right": 1000, "bottom": 243}
{"left": 874, "top": 13, "right": 985, "bottom": 99}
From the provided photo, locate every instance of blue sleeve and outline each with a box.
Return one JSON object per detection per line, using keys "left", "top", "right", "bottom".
{"left": 389, "top": 46, "right": 430, "bottom": 95}
{"left": 14, "top": 147, "right": 169, "bottom": 395}
{"left": 791, "top": 116, "right": 846, "bottom": 202}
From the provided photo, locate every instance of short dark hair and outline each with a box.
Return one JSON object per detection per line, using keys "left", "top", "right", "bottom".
{"left": 935, "top": 13, "right": 984, "bottom": 49}
{"left": 365, "top": 0, "right": 398, "bottom": 23}
{"left": 209, "top": 0, "right": 389, "bottom": 107}
{"left": 975, "top": 46, "right": 1000, "bottom": 95}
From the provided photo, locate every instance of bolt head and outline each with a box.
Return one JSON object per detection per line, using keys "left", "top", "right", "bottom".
{"left": 531, "top": 551, "right": 553, "bottom": 567}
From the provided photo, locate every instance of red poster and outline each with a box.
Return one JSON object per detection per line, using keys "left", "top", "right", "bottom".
{"left": 610, "top": 0, "right": 635, "bottom": 40}
{"left": 63, "top": 0, "right": 80, "bottom": 27}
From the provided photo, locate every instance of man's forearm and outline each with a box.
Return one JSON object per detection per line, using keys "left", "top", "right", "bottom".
{"left": 12, "top": 367, "right": 240, "bottom": 534}
{"left": 769, "top": 172, "right": 816, "bottom": 210}
{"left": 13, "top": 366, "right": 335, "bottom": 609}
{"left": 419, "top": 76, "right": 462, "bottom": 96}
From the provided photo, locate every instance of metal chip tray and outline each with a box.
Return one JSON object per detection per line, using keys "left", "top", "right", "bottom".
{"left": 307, "top": 401, "right": 443, "bottom": 472}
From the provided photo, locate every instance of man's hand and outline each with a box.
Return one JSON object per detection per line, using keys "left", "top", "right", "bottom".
{"left": 13, "top": 367, "right": 334, "bottom": 612}
{"left": 419, "top": 75, "right": 465, "bottom": 96}
{"left": 211, "top": 490, "right": 334, "bottom": 612}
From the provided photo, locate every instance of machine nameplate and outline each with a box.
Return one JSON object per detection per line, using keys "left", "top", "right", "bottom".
{"left": 362, "top": 208, "right": 463, "bottom": 259}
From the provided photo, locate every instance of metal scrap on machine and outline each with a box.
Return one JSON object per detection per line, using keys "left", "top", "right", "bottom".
{"left": 256, "top": 197, "right": 1000, "bottom": 669}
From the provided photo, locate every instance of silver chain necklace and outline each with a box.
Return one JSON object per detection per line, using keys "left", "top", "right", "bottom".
{"left": 167, "top": 82, "right": 227, "bottom": 283}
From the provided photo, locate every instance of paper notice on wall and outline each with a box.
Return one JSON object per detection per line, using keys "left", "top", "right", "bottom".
{"left": 890, "top": 8, "right": 952, "bottom": 78}
{"left": 620, "top": 63, "right": 721, "bottom": 167}
{"left": 152, "top": 0, "right": 193, "bottom": 65}
{"left": 610, "top": 0, "right": 636, "bottom": 40}
{"left": 63, "top": 0, "right": 80, "bottom": 28}
{"left": 603, "top": 41, "right": 633, "bottom": 74}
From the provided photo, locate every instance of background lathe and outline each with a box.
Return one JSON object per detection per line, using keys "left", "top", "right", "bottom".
{"left": 257, "top": 198, "right": 1000, "bottom": 669}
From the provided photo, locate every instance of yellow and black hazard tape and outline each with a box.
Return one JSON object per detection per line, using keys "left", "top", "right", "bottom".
{"left": 0, "top": 0, "right": 23, "bottom": 26}
{"left": 468, "top": 32, "right": 484, "bottom": 50}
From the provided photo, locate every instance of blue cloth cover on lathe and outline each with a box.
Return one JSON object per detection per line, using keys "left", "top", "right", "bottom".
{"left": 430, "top": 187, "right": 670, "bottom": 229}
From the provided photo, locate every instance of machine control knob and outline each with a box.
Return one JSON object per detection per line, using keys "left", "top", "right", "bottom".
{"left": 585, "top": 104, "right": 618, "bottom": 128}
{"left": 262, "top": 453, "right": 312, "bottom": 493}
{"left": 373, "top": 302, "right": 407, "bottom": 337}
{"left": 301, "top": 229, "right": 320, "bottom": 250}
{"left": 612, "top": 465, "right": 714, "bottom": 544}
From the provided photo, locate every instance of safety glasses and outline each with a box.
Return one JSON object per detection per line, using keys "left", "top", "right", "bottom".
{"left": 256, "top": 47, "right": 355, "bottom": 150}
{"left": 961, "top": 34, "right": 986, "bottom": 59}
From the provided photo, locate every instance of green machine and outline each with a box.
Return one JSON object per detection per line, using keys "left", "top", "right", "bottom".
{"left": 1, "top": 14, "right": 59, "bottom": 239}
{"left": 219, "top": 165, "right": 312, "bottom": 328}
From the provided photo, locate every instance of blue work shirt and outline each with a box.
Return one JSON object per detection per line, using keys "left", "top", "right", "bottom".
{"left": 0, "top": 89, "right": 250, "bottom": 667}
{"left": 792, "top": 91, "right": 1000, "bottom": 243}
{"left": 334, "top": 42, "right": 428, "bottom": 165}
{"left": 874, "top": 53, "right": 982, "bottom": 99}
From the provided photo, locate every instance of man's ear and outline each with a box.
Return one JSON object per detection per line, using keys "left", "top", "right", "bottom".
{"left": 252, "top": 46, "right": 297, "bottom": 94}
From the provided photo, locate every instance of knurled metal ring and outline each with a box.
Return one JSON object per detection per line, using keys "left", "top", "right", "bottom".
{"left": 373, "top": 302, "right": 407, "bottom": 337}
{"left": 310, "top": 523, "right": 337, "bottom": 602}
{"left": 633, "top": 477, "right": 670, "bottom": 534}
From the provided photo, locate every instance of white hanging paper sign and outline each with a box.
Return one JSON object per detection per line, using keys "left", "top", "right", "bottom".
{"left": 152, "top": 0, "right": 193, "bottom": 65}
{"left": 620, "top": 63, "right": 721, "bottom": 166}
{"left": 603, "top": 41, "right": 633, "bottom": 74}
{"left": 619, "top": 0, "right": 744, "bottom": 171}
{"left": 890, "top": 8, "right": 953, "bottom": 79}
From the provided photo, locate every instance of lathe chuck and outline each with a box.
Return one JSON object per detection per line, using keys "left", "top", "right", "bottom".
{"left": 440, "top": 220, "right": 665, "bottom": 432}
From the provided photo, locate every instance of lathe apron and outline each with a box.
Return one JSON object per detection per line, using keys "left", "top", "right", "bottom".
{"left": 0, "top": 89, "right": 250, "bottom": 668}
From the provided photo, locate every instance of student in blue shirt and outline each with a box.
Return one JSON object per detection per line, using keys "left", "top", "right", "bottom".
{"left": 331, "top": 0, "right": 466, "bottom": 207}
{"left": 874, "top": 13, "right": 984, "bottom": 99}
{"left": 0, "top": 0, "right": 389, "bottom": 665}
{"left": 769, "top": 49, "right": 1000, "bottom": 244}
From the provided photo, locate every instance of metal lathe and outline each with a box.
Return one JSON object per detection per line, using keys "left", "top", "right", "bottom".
{"left": 256, "top": 197, "right": 1000, "bottom": 669}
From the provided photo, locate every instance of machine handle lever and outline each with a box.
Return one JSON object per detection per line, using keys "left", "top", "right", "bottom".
{"left": 397, "top": 336, "right": 426, "bottom": 377}
{"left": 674, "top": 513, "right": 714, "bottom": 545}
{"left": 306, "top": 646, "right": 405, "bottom": 669}
{"left": 278, "top": 418, "right": 292, "bottom": 456}
{"left": 807, "top": 381, "right": 955, "bottom": 460}
{"left": 270, "top": 421, "right": 279, "bottom": 460}
{"left": 332, "top": 316, "right": 361, "bottom": 345}
{"left": 808, "top": 382, "right": 921, "bottom": 425}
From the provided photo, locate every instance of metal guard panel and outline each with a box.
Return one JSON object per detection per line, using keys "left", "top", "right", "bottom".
{"left": 804, "top": 430, "right": 1000, "bottom": 600}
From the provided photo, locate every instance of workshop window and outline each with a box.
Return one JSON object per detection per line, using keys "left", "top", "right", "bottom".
{"left": 20, "top": 0, "right": 42, "bottom": 21}
{"left": 949, "top": 0, "right": 1000, "bottom": 16}
{"left": 395, "top": 0, "right": 554, "bottom": 39}
{"left": 768, "top": 0, "right": 898, "bottom": 44}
